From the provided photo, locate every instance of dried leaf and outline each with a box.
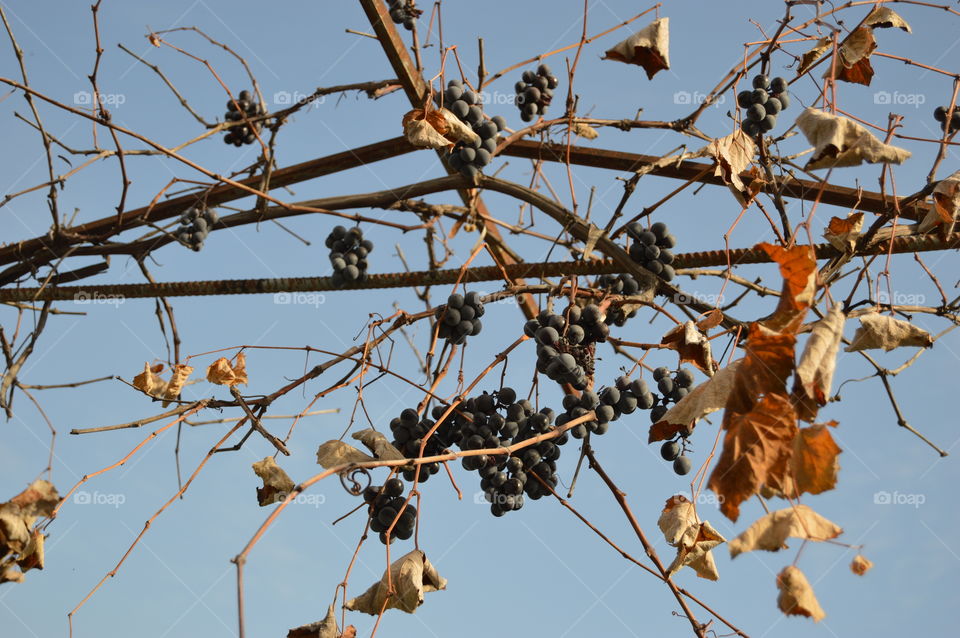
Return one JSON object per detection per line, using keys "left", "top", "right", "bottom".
{"left": 823, "top": 212, "right": 864, "bottom": 252}
{"left": 798, "top": 37, "right": 832, "bottom": 75}
{"left": 758, "top": 243, "right": 818, "bottom": 333}
{"left": 602, "top": 17, "right": 670, "bottom": 79}
{"left": 850, "top": 553, "right": 874, "bottom": 575}
{"left": 650, "top": 361, "right": 741, "bottom": 442}
{"left": 133, "top": 362, "right": 166, "bottom": 396}
{"left": 252, "top": 457, "right": 295, "bottom": 506}
{"left": 345, "top": 550, "right": 446, "bottom": 614}
{"left": 696, "top": 309, "right": 724, "bottom": 332}
{"left": 777, "top": 566, "right": 826, "bottom": 621}
{"left": 206, "top": 353, "right": 247, "bottom": 386}
{"left": 10, "top": 479, "right": 60, "bottom": 518}
{"left": 657, "top": 495, "right": 726, "bottom": 580}
{"left": 402, "top": 108, "right": 450, "bottom": 150}
{"left": 864, "top": 6, "right": 911, "bottom": 32}
{"left": 919, "top": 169, "right": 960, "bottom": 232}
{"left": 845, "top": 312, "right": 933, "bottom": 351}
{"left": 439, "top": 108, "right": 480, "bottom": 146}
{"left": 581, "top": 223, "right": 604, "bottom": 260}
{"left": 0, "top": 564, "right": 25, "bottom": 584}
{"left": 316, "top": 440, "right": 374, "bottom": 468}
{"left": 710, "top": 392, "right": 798, "bottom": 522}
{"left": 793, "top": 305, "right": 845, "bottom": 420}
{"left": 725, "top": 323, "right": 797, "bottom": 417}
{"left": 707, "top": 129, "right": 756, "bottom": 193}
{"left": 16, "top": 529, "right": 44, "bottom": 573}
{"left": 0, "top": 480, "right": 58, "bottom": 585}
{"left": 785, "top": 423, "right": 842, "bottom": 497}
{"left": 163, "top": 363, "right": 193, "bottom": 406}
{"left": 729, "top": 505, "right": 842, "bottom": 558}
{"left": 571, "top": 122, "right": 599, "bottom": 140}
{"left": 352, "top": 429, "right": 406, "bottom": 461}
{"left": 660, "top": 321, "right": 716, "bottom": 374}
{"left": 796, "top": 108, "right": 911, "bottom": 170}
{"left": 287, "top": 604, "right": 339, "bottom": 638}
{"left": 824, "top": 27, "right": 876, "bottom": 85}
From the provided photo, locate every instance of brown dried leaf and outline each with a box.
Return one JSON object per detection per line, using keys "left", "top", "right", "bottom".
{"left": 206, "top": 353, "right": 247, "bottom": 386}
{"left": 777, "top": 566, "right": 826, "bottom": 621}
{"left": 163, "top": 363, "right": 194, "bottom": 406}
{"left": 16, "top": 529, "right": 44, "bottom": 573}
{"left": 439, "top": 108, "right": 480, "bottom": 146}
{"left": 710, "top": 392, "right": 798, "bottom": 522}
{"left": 793, "top": 305, "right": 845, "bottom": 420}
{"left": 602, "top": 17, "right": 670, "bottom": 79}
{"left": 571, "top": 122, "right": 599, "bottom": 140}
{"left": 657, "top": 495, "right": 726, "bottom": 580}
{"left": 798, "top": 37, "right": 832, "bottom": 75}
{"left": 824, "top": 27, "right": 876, "bottom": 85}
{"left": 0, "top": 563, "right": 25, "bottom": 584}
{"left": 252, "top": 457, "right": 295, "bottom": 506}
{"left": 729, "top": 505, "right": 842, "bottom": 558}
{"left": 649, "top": 361, "right": 741, "bottom": 443}
{"left": 133, "top": 362, "right": 166, "bottom": 396}
{"left": 402, "top": 108, "right": 451, "bottom": 150}
{"left": 345, "top": 550, "right": 446, "bottom": 614}
{"left": 758, "top": 243, "right": 818, "bottom": 334}
{"left": 823, "top": 212, "right": 864, "bottom": 252}
{"left": 708, "top": 129, "right": 756, "bottom": 193}
{"left": 660, "top": 321, "right": 716, "bottom": 374}
{"left": 864, "top": 6, "right": 912, "bottom": 32}
{"left": 796, "top": 108, "right": 911, "bottom": 170}
{"left": 697, "top": 309, "right": 724, "bottom": 332}
{"left": 287, "top": 604, "right": 339, "bottom": 638}
{"left": 845, "top": 312, "right": 933, "bottom": 352}
{"left": 352, "top": 429, "right": 406, "bottom": 461}
{"left": 850, "top": 553, "right": 874, "bottom": 575}
{"left": 10, "top": 479, "right": 60, "bottom": 518}
{"left": 787, "top": 423, "right": 842, "bottom": 497}
{"left": 0, "top": 480, "right": 58, "bottom": 585}
{"left": 725, "top": 323, "right": 797, "bottom": 417}
{"left": 919, "top": 169, "right": 960, "bottom": 232}
{"left": 316, "top": 440, "right": 374, "bottom": 469}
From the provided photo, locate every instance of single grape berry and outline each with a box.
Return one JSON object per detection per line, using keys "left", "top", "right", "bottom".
{"left": 661, "top": 440, "right": 681, "bottom": 461}
{"left": 673, "top": 455, "right": 693, "bottom": 476}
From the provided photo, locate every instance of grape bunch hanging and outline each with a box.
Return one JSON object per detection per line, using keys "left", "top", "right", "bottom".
{"left": 443, "top": 79, "right": 506, "bottom": 178}
{"left": 738, "top": 74, "right": 790, "bottom": 137}
{"left": 626, "top": 221, "right": 677, "bottom": 282}
{"left": 525, "top": 305, "right": 608, "bottom": 390}
{"left": 435, "top": 291, "right": 485, "bottom": 344}
{"left": 363, "top": 478, "right": 417, "bottom": 544}
{"left": 389, "top": 407, "right": 458, "bottom": 484}
{"left": 325, "top": 225, "right": 373, "bottom": 287}
{"left": 514, "top": 64, "right": 559, "bottom": 122}
{"left": 596, "top": 273, "right": 644, "bottom": 326}
{"left": 933, "top": 106, "right": 960, "bottom": 134}
{"left": 387, "top": 0, "right": 419, "bottom": 31}
{"left": 223, "top": 90, "right": 264, "bottom": 146}
{"left": 175, "top": 205, "right": 218, "bottom": 251}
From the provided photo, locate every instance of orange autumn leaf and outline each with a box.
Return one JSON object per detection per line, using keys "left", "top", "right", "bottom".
{"left": 777, "top": 565, "right": 826, "bottom": 621}
{"left": 725, "top": 323, "right": 796, "bottom": 416}
{"left": 758, "top": 243, "right": 817, "bottom": 333}
{"left": 827, "top": 27, "right": 877, "bottom": 86}
{"left": 206, "top": 352, "right": 248, "bottom": 386}
{"left": 709, "top": 392, "right": 799, "bottom": 522}
{"left": 789, "top": 423, "right": 842, "bottom": 497}
{"left": 602, "top": 18, "right": 670, "bottom": 80}
{"left": 823, "top": 212, "right": 864, "bottom": 252}
{"left": 850, "top": 553, "right": 874, "bottom": 575}
{"left": 660, "top": 321, "right": 716, "bottom": 374}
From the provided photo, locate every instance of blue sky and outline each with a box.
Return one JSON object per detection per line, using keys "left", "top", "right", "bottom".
{"left": 1, "top": 1, "right": 959, "bottom": 637}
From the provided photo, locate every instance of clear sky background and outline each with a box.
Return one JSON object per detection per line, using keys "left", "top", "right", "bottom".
{"left": 1, "top": 1, "right": 958, "bottom": 637}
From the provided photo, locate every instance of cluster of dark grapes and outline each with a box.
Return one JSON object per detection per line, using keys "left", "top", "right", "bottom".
{"left": 325, "top": 226, "right": 373, "bottom": 287}
{"left": 450, "top": 387, "right": 564, "bottom": 515}
{"left": 596, "top": 273, "right": 644, "bottom": 326}
{"left": 387, "top": 0, "right": 418, "bottom": 31}
{"left": 223, "top": 90, "right": 264, "bottom": 146}
{"left": 626, "top": 221, "right": 677, "bottom": 282}
{"left": 363, "top": 478, "right": 417, "bottom": 544}
{"left": 933, "top": 106, "right": 960, "bottom": 134}
{"left": 514, "top": 64, "right": 559, "bottom": 123}
{"left": 648, "top": 366, "right": 695, "bottom": 423}
{"left": 660, "top": 436, "right": 693, "bottom": 477}
{"left": 443, "top": 80, "right": 506, "bottom": 178}
{"left": 737, "top": 74, "right": 790, "bottom": 137}
{"left": 525, "top": 305, "right": 609, "bottom": 390}
{"left": 435, "top": 291, "right": 485, "bottom": 344}
{"left": 175, "top": 205, "right": 218, "bottom": 251}
{"left": 389, "top": 407, "right": 459, "bottom": 483}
